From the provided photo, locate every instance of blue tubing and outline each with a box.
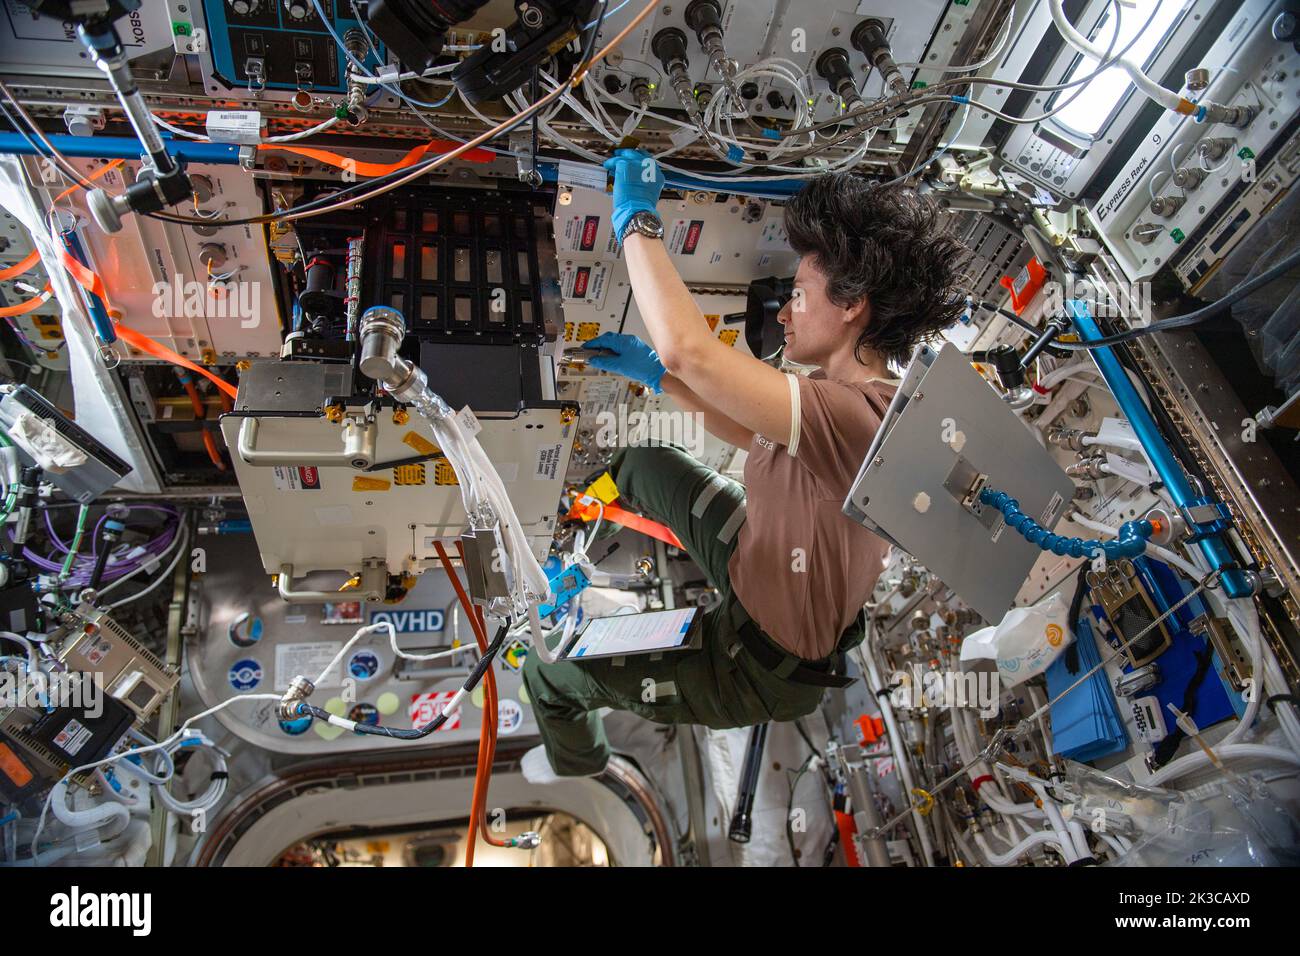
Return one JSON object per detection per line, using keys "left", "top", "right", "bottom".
{"left": 980, "top": 487, "right": 1152, "bottom": 560}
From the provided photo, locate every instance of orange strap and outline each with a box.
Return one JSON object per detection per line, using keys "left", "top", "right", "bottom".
{"left": 259, "top": 138, "right": 494, "bottom": 177}
{"left": 570, "top": 498, "right": 683, "bottom": 549}
{"left": 0, "top": 284, "right": 51, "bottom": 317}
{"left": 604, "top": 504, "right": 684, "bottom": 549}
{"left": 49, "top": 216, "right": 238, "bottom": 402}
{"left": 54, "top": 159, "right": 123, "bottom": 205}
{"left": 0, "top": 250, "right": 40, "bottom": 283}
{"left": 0, "top": 161, "right": 122, "bottom": 286}
{"left": 57, "top": 245, "right": 109, "bottom": 303}
{"left": 115, "top": 325, "right": 238, "bottom": 400}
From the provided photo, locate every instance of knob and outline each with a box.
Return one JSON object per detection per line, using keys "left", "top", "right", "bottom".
{"left": 1172, "top": 165, "right": 1207, "bottom": 189}
{"left": 1132, "top": 222, "right": 1163, "bottom": 245}
{"left": 190, "top": 173, "right": 214, "bottom": 204}
{"left": 1272, "top": 11, "right": 1298, "bottom": 44}
{"left": 1184, "top": 67, "right": 1210, "bottom": 92}
{"left": 1149, "top": 194, "right": 1184, "bottom": 218}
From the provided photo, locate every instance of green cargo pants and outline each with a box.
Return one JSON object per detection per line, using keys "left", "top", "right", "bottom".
{"left": 522, "top": 443, "right": 824, "bottom": 776}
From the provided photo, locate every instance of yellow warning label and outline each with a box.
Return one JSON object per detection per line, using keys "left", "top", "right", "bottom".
{"left": 402, "top": 431, "right": 440, "bottom": 456}
{"left": 564, "top": 321, "right": 575, "bottom": 342}
{"left": 433, "top": 457, "right": 459, "bottom": 486}
{"left": 719, "top": 328, "right": 739, "bottom": 346}
{"left": 393, "top": 464, "right": 426, "bottom": 486}
{"left": 585, "top": 471, "right": 620, "bottom": 504}
{"left": 704, "top": 314, "right": 720, "bottom": 331}
{"left": 352, "top": 476, "right": 391, "bottom": 492}
{"left": 577, "top": 321, "right": 601, "bottom": 341}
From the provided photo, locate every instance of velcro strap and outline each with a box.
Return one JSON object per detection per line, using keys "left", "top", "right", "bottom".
{"left": 691, "top": 472, "right": 728, "bottom": 518}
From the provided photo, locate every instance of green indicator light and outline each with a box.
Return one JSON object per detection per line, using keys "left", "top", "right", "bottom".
{"left": 1170, "top": 227, "right": 1186, "bottom": 243}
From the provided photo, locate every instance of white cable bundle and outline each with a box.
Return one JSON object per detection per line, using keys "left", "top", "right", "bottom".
{"left": 412, "top": 393, "right": 550, "bottom": 613}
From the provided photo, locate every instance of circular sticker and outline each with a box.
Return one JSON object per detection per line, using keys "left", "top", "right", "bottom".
{"left": 229, "top": 658, "right": 263, "bottom": 691}
{"left": 348, "top": 650, "right": 381, "bottom": 681}
{"left": 278, "top": 715, "right": 312, "bottom": 736}
{"left": 349, "top": 702, "right": 380, "bottom": 726}
{"left": 228, "top": 612, "right": 263, "bottom": 649}
{"left": 375, "top": 692, "right": 400, "bottom": 716}
{"left": 497, "top": 699, "right": 523, "bottom": 735}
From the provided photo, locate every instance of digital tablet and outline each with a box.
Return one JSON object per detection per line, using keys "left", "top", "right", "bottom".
{"left": 558, "top": 607, "right": 701, "bottom": 662}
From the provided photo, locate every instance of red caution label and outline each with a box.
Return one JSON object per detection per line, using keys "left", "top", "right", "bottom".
{"left": 682, "top": 220, "right": 704, "bottom": 255}
{"left": 580, "top": 215, "right": 600, "bottom": 251}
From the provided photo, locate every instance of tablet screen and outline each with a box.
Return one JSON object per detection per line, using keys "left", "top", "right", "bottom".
{"left": 561, "top": 608, "right": 699, "bottom": 661}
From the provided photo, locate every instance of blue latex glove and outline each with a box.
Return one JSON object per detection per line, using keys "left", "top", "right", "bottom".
{"left": 602, "top": 148, "right": 666, "bottom": 244}
{"left": 583, "top": 332, "right": 666, "bottom": 393}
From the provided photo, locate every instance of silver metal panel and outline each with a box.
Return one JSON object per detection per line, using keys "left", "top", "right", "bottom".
{"left": 187, "top": 535, "right": 539, "bottom": 756}
{"left": 1087, "top": 0, "right": 1300, "bottom": 280}
{"left": 221, "top": 403, "right": 572, "bottom": 580}
{"left": 845, "top": 343, "right": 1076, "bottom": 622}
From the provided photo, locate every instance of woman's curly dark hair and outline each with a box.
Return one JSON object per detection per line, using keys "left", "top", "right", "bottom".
{"left": 783, "top": 175, "right": 973, "bottom": 366}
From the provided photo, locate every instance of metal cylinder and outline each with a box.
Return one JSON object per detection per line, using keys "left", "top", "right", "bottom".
{"left": 727, "top": 722, "right": 769, "bottom": 843}
{"left": 1149, "top": 194, "right": 1185, "bottom": 218}
{"left": 344, "top": 236, "right": 365, "bottom": 341}
{"left": 846, "top": 758, "right": 892, "bottom": 867}
{"left": 358, "top": 306, "right": 408, "bottom": 381}
{"left": 852, "top": 19, "right": 907, "bottom": 98}
{"left": 1184, "top": 67, "right": 1211, "bottom": 91}
{"left": 1172, "top": 165, "right": 1208, "bottom": 190}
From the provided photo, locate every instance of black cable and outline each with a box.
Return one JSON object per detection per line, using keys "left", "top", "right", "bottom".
{"left": 0, "top": 100, "right": 58, "bottom": 164}
{"left": 785, "top": 754, "right": 814, "bottom": 867}
{"left": 578, "top": 0, "right": 610, "bottom": 73}
{"left": 1111, "top": 334, "right": 1213, "bottom": 490}
{"left": 793, "top": 717, "right": 823, "bottom": 762}
{"left": 147, "top": 3, "right": 614, "bottom": 230}
{"left": 1064, "top": 562, "right": 1091, "bottom": 675}
{"left": 976, "top": 247, "right": 1300, "bottom": 351}
{"left": 298, "top": 622, "right": 509, "bottom": 738}
{"left": 1149, "top": 641, "right": 1215, "bottom": 769}
{"left": 145, "top": 153, "right": 447, "bottom": 228}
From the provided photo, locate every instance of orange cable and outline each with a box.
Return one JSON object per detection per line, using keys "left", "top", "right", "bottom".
{"left": 433, "top": 541, "right": 493, "bottom": 867}
{"left": 0, "top": 250, "right": 39, "bottom": 282}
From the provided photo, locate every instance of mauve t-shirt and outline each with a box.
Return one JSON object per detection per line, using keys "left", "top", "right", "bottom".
{"left": 728, "top": 372, "right": 896, "bottom": 661}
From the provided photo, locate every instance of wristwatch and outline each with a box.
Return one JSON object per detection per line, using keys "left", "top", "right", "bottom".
{"left": 621, "top": 210, "right": 664, "bottom": 244}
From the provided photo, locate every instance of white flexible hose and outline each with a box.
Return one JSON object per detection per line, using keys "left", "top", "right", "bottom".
{"left": 1048, "top": 0, "right": 1183, "bottom": 112}
{"left": 49, "top": 780, "right": 130, "bottom": 839}
{"left": 1067, "top": 513, "right": 1203, "bottom": 580}
{"left": 1146, "top": 743, "right": 1300, "bottom": 787}
{"left": 973, "top": 829, "right": 1070, "bottom": 866}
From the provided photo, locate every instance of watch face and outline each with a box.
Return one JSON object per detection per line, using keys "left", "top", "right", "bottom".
{"left": 634, "top": 213, "right": 663, "bottom": 235}
{"left": 624, "top": 213, "right": 663, "bottom": 240}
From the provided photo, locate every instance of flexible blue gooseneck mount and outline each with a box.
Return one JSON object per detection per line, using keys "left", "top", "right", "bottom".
{"left": 979, "top": 487, "right": 1152, "bottom": 560}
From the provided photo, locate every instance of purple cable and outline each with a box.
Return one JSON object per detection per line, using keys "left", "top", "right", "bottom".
{"left": 15, "top": 504, "right": 181, "bottom": 587}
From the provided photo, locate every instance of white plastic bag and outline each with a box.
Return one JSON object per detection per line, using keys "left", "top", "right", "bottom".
{"left": 960, "top": 591, "right": 1073, "bottom": 688}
